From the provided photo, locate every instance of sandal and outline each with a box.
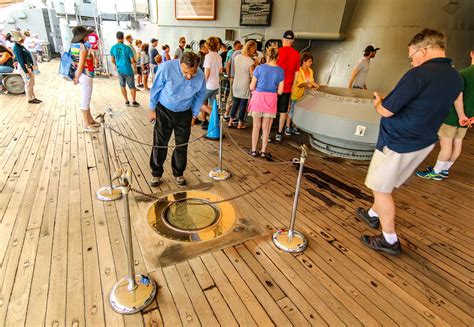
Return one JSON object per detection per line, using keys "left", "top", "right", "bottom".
{"left": 237, "top": 122, "right": 247, "bottom": 129}
{"left": 249, "top": 150, "right": 258, "bottom": 157}
{"left": 261, "top": 152, "right": 273, "bottom": 160}
{"left": 260, "top": 152, "right": 267, "bottom": 158}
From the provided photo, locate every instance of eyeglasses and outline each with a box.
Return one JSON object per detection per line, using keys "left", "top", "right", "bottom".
{"left": 408, "top": 48, "right": 424, "bottom": 62}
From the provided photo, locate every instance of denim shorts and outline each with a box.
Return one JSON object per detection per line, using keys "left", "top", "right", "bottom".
{"left": 118, "top": 73, "right": 135, "bottom": 89}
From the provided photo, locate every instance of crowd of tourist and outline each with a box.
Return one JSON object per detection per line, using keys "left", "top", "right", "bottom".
{"left": 1, "top": 26, "right": 473, "bottom": 256}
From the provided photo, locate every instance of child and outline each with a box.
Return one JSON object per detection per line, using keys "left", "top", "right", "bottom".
{"left": 288, "top": 52, "right": 318, "bottom": 135}
{"left": 247, "top": 46, "right": 284, "bottom": 157}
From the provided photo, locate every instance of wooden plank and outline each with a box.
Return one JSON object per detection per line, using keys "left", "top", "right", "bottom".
{"left": 223, "top": 246, "right": 294, "bottom": 325}
{"left": 203, "top": 287, "right": 238, "bottom": 327}
{"left": 175, "top": 261, "right": 219, "bottom": 326}
{"left": 212, "top": 250, "right": 275, "bottom": 326}
{"left": 163, "top": 265, "right": 200, "bottom": 326}
{"left": 149, "top": 269, "right": 182, "bottom": 327}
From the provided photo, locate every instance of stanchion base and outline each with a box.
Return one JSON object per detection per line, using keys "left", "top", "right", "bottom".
{"left": 96, "top": 185, "right": 123, "bottom": 201}
{"left": 109, "top": 274, "right": 157, "bottom": 314}
{"left": 209, "top": 168, "right": 231, "bottom": 181}
{"left": 272, "top": 229, "right": 308, "bottom": 253}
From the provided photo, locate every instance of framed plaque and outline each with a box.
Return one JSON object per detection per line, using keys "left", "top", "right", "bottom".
{"left": 175, "top": 0, "right": 217, "bottom": 20}
{"left": 240, "top": 0, "right": 272, "bottom": 26}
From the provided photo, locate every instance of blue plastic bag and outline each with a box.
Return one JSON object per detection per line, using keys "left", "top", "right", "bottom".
{"left": 58, "top": 48, "right": 75, "bottom": 81}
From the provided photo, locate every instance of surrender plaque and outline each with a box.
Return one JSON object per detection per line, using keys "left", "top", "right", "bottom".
{"left": 240, "top": 0, "right": 272, "bottom": 26}
{"left": 175, "top": 0, "right": 216, "bottom": 20}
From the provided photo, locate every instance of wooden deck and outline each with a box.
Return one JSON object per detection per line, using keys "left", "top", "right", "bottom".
{"left": 0, "top": 62, "right": 473, "bottom": 326}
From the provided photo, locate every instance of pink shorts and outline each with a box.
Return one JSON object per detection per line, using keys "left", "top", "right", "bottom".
{"left": 248, "top": 91, "right": 278, "bottom": 114}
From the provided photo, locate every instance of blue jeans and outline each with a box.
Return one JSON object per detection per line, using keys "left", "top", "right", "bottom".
{"left": 0, "top": 66, "right": 14, "bottom": 74}
{"left": 230, "top": 97, "right": 248, "bottom": 122}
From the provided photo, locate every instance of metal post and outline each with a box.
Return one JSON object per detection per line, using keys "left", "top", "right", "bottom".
{"left": 272, "top": 145, "right": 308, "bottom": 253}
{"left": 96, "top": 113, "right": 122, "bottom": 201}
{"left": 209, "top": 114, "right": 231, "bottom": 181}
{"left": 109, "top": 170, "right": 157, "bottom": 314}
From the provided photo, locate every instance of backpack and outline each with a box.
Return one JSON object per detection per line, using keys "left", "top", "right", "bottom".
{"left": 58, "top": 47, "right": 75, "bottom": 81}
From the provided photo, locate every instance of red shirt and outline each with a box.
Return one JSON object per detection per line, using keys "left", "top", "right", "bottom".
{"left": 277, "top": 46, "right": 300, "bottom": 93}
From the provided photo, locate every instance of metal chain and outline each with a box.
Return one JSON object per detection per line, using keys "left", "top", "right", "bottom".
{"left": 104, "top": 123, "right": 219, "bottom": 149}
{"left": 225, "top": 128, "right": 293, "bottom": 165}
{"left": 129, "top": 161, "right": 293, "bottom": 206}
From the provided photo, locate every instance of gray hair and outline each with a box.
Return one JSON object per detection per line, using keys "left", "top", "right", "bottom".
{"left": 408, "top": 28, "right": 446, "bottom": 50}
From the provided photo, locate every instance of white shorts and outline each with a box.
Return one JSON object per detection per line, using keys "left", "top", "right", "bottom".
{"left": 365, "top": 144, "right": 435, "bottom": 193}
{"left": 79, "top": 74, "right": 93, "bottom": 110}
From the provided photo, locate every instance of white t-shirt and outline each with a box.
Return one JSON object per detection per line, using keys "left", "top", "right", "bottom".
{"left": 203, "top": 51, "right": 222, "bottom": 90}
{"left": 24, "top": 37, "right": 36, "bottom": 53}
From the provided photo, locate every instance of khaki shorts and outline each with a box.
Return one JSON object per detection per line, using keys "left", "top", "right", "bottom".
{"left": 248, "top": 111, "right": 276, "bottom": 118}
{"left": 438, "top": 123, "right": 468, "bottom": 139}
{"left": 365, "top": 144, "right": 435, "bottom": 193}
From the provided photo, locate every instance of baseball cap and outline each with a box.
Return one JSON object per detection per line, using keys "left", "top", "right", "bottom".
{"left": 150, "top": 38, "right": 158, "bottom": 43}
{"left": 282, "top": 30, "right": 295, "bottom": 40}
{"left": 364, "top": 44, "right": 380, "bottom": 52}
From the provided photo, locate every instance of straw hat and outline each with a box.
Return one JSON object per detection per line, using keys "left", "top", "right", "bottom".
{"left": 10, "top": 30, "right": 25, "bottom": 42}
{"left": 71, "top": 26, "right": 94, "bottom": 43}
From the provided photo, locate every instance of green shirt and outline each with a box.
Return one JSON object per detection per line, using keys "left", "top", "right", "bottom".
{"left": 444, "top": 65, "right": 474, "bottom": 127}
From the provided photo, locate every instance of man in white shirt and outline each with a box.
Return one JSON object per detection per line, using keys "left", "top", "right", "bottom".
{"left": 348, "top": 45, "right": 379, "bottom": 89}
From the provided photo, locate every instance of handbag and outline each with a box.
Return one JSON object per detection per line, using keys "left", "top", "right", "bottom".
{"left": 58, "top": 48, "right": 75, "bottom": 81}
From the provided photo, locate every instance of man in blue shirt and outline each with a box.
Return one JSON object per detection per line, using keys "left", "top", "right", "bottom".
{"left": 110, "top": 31, "right": 139, "bottom": 107}
{"left": 355, "top": 29, "right": 463, "bottom": 255}
{"left": 148, "top": 52, "right": 207, "bottom": 186}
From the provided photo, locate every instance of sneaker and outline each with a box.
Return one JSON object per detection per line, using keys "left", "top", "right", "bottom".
{"left": 360, "top": 234, "right": 402, "bottom": 255}
{"left": 223, "top": 115, "right": 230, "bottom": 122}
{"left": 416, "top": 168, "right": 443, "bottom": 181}
{"left": 260, "top": 135, "right": 272, "bottom": 143}
{"left": 275, "top": 133, "right": 283, "bottom": 142}
{"left": 176, "top": 176, "right": 187, "bottom": 186}
{"left": 284, "top": 127, "right": 294, "bottom": 136}
{"left": 131, "top": 101, "right": 140, "bottom": 107}
{"left": 83, "top": 125, "right": 99, "bottom": 133}
{"left": 150, "top": 176, "right": 162, "bottom": 187}
{"left": 355, "top": 207, "right": 380, "bottom": 229}
{"left": 440, "top": 170, "right": 449, "bottom": 178}
{"left": 292, "top": 127, "right": 301, "bottom": 135}
{"left": 125, "top": 101, "right": 130, "bottom": 106}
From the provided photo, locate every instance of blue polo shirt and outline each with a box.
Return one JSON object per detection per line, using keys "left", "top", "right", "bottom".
{"left": 149, "top": 59, "right": 207, "bottom": 117}
{"left": 377, "top": 58, "right": 463, "bottom": 153}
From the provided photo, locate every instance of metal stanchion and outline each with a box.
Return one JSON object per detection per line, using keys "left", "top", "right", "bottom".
{"left": 209, "top": 113, "right": 231, "bottom": 180}
{"left": 272, "top": 145, "right": 308, "bottom": 253}
{"left": 96, "top": 113, "right": 122, "bottom": 201}
{"left": 109, "top": 170, "right": 157, "bottom": 314}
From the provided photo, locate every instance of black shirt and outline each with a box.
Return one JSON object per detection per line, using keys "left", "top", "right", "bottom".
{"left": 378, "top": 58, "right": 463, "bottom": 153}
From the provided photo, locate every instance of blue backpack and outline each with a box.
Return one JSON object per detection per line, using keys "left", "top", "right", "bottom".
{"left": 58, "top": 48, "right": 75, "bottom": 81}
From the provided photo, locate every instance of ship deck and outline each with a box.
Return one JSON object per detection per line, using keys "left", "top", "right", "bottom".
{"left": 0, "top": 62, "right": 473, "bottom": 326}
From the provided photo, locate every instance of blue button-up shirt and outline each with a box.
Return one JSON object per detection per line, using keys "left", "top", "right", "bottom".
{"left": 149, "top": 59, "right": 207, "bottom": 117}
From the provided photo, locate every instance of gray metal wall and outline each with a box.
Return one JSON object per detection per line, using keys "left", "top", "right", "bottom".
{"left": 310, "top": 0, "right": 474, "bottom": 93}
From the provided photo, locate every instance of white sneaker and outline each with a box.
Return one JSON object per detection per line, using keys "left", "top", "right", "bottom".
{"left": 83, "top": 125, "right": 99, "bottom": 133}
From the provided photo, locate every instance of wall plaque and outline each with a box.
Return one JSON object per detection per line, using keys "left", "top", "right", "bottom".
{"left": 175, "top": 0, "right": 217, "bottom": 20}
{"left": 240, "top": 0, "right": 272, "bottom": 26}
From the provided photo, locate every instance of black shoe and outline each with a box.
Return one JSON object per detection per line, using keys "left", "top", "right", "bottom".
{"left": 33, "top": 98, "right": 42, "bottom": 103}
{"left": 125, "top": 101, "right": 130, "bottom": 106}
{"left": 355, "top": 207, "right": 380, "bottom": 229}
{"left": 176, "top": 176, "right": 187, "bottom": 186}
{"left": 150, "top": 176, "right": 162, "bottom": 187}
{"left": 131, "top": 101, "right": 140, "bottom": 107}
{"left": 28, "top": 99, "right": 40, "bottom": 104}
{"left": 361, "top": 234, "right": 402, "bottom": 255}
{"left": 201, "top": 121, "right": 209, "bottom": 130}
